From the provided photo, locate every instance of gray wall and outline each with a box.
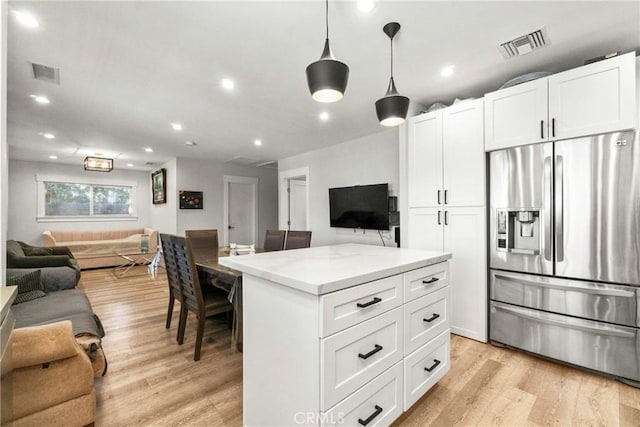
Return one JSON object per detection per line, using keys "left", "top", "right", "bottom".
{"left": 278, "top": 129, "right": 399, "bottom": 247}
{"left": 175, "top": 157, "right": 278, "bottom": 246}
{"left": 149, "top": 158, "right": 178, "bottom": 235}
{"left": 7, "top": 160, "right": 152, "bottom": 245}
{"left": 1, "top": 4, "right": 7, "bottom": 281}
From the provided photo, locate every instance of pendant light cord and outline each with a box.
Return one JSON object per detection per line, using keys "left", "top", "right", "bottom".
{"left": 325, "top": 0, "right": 329, "bottom": 39}
{"left": 390, "top": 37, "right": 394, "bottom": 78}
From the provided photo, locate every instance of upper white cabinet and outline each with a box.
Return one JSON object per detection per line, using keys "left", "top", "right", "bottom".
{"left": 408, "top": 99, "right": 484, "bottom": 208}
{"left": 548, "top": 52, "right": 636, "bottom": 140}
{"left": 484, "top": 78, "right": 549, "bottom": 151}
{"left": 485, "top": 51, "right": 637, "bottom": 151}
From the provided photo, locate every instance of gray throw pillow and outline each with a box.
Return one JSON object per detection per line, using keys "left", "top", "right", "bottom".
{"left": 13, "top": 290, "right": 47, "bottom": 304}
{"left": 23, "top": 247, "right": 53, "bottom": 256}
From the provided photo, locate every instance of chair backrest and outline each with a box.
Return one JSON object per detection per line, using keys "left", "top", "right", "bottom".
{"left": 185, "top": 229, "right": 218, "bottom": 264}
{"left": 284, "top": 231, "right": 312, "bottom": 250}
{"left": 160, "top": 233, "right": 182, "bottom": 298}
{"left": 168, "top": 234, "right": 204, "bottom": 313}
{"left": 263, "top": 230, "right": 286, "bottom": 251}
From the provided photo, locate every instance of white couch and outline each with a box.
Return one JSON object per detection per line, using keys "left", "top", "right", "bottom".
{"left": 43, "top": 228, "right": 158, "bottom": 269}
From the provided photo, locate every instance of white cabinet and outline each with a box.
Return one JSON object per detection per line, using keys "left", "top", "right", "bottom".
{"left": 407, "top": 206, "right": 487, "bottom": 342}
{"left": 484, "top": 78, "right": 549, "bottom": 150}
{"left": 407, "top": 99, "right": 484, "bottom": 208}
{"left": 485, "top": 51, "right": 637, "bottom": 151}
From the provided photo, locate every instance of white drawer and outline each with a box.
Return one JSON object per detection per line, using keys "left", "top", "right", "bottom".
{"left": 321, "top": 362, "right": 403, "bottom": 427}
{"left": 404, "top": 286, "right": 450, "bottom": 355}
{"left": 321, "top": 307, "right": 403, "bottom": 411}
{"left": 403, "top": 262, "right": 449, "bottom": 303}
{"left": 320, "top": 274, "right": 403, "bottom": 337}
{"left": 403, "top": 329, "right": 450, "bottom": 410}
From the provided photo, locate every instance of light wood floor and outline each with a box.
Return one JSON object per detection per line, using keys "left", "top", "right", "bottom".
{"left": 79, "top": 267, "right": 640, "bottom": 427}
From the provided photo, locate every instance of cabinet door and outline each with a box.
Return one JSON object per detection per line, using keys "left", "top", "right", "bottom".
{"left": 443, "top": 99, "right": 485, "bottom": 206}
{"left": 407, "top": 112, "right": 443, "bottom": 207}
{"left": 484, "top": 78, "right": 548, "bottom": 151}
{"left": 407, "top": 208, "right": 443, "bottom": 251}
{"left": 443, "top": 206, "right": 487, "bottom": 342}
{"left": 548, "top": 52, "right": 636, "bottom": 140}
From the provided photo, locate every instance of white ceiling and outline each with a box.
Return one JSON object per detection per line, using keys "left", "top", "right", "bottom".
{"left": 7, "top": 1, "right": 640, "bottom": 171}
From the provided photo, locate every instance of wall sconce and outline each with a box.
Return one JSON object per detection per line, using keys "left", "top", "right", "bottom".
{"left": 84, "top": 156, "right": 113, "bottom": 172}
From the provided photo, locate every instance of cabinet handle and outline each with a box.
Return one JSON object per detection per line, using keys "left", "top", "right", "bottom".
{"left": 552, "top": 118, "right": 556, "bottom": 137}
{"left": 540, "top": 120, "right": 544, "bottom": 139}
{"left": 444, "top": 211, "right": 449, "bottom": 225}
{"left": 423, "top": 313, "right": 440, "bottom": 323}
{"left": 356, "top": 297, "right": 382, "bottom": 309}
{"left": 444, "top": 190, "right": 448, "bottom": 204}
{"left": 437, "top": 190, "right": 441, "bottom": 205}
{"left": 358, "top": 344, "right": 383, "bottom": 360}
{"left": 437, "top": 211, "right": 441, "bottom": 225}
{"left": 422, "top": 277, "right": 439, "bottom": 284}
{"left": 424, "top": 359, "right": 441, "bottom": 372}
{"left": 358, "top": 405, "right": 383, "bottom": 426}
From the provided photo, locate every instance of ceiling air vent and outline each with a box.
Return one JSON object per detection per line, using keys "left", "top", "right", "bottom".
{"left": 145, "top": 162, "right": 157, "bottom": 166}
{"left": 30, "top": 62, "right": 60, "bottom": 84}
{"left": 499, "top": 27, "right": 550, "bottom": 59}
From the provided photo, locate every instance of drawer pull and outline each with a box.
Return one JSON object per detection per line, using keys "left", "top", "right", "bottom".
{"left": 422, "top": 277, "right": 439, "bottom": 285}
{"left": 358, "top": 344, "right": 383, "bottom": 360}
{"left": 358, "top": 405, "right": 383, "bottom": 426}
{"left": 424, "top": 359, "right": 441, "bottom": 373}
{"left": 423, "top": 313, "right": 440, "bottom": 323}
{"left": 357, "top": 297, "right": 382, "bottom": 309}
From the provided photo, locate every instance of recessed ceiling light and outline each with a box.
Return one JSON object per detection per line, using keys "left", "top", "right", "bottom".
{"left": 39, "top": 132, "right": 55, "bottom": 139}
{"left": 13, "top": 11, "right": 39, "bottom": 28}
{"left": 144, "top": 147, "right": 153, "bottom": 153}
{"left": 49, "top": 155, "right": 57, "bottom": 160}
{"left": 127, "top": 163, "right": 134, "bottom": 167}
{"left": 254, "top": 139, "right": 262, "bottom": 146}
{"left": 222, "top": 78, "right": 235, "bottom": 90}
{"left": 357, "top": 0, "right": 375, "bottom": 12}
{"left": 319, "top": 112, "right": 330, "bottom": 121}
{"left": 440, "top": 65, "right": 455, "bottom": 77}
{"left": 171, "top": 122, "right": 183, "bottom": 131}
{"left": 31, "top": 94, "right": 50, "bottom": 104}
{"left": 185, "top": 140, "right": 197, "bottom": 146}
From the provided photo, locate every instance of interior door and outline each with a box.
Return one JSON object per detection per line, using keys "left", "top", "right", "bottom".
{"left": 289, "top": 179, "right": 307, "bottom": 230}
{"left": 228, "top": 182, "right": 255, "bottom": 245}
{"left": 555, "top": 130, "right": 640, "bottom": 285}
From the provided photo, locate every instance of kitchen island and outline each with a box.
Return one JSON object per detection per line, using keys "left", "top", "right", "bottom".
{"left": 220, "top": 243, "right": 452, "bottom": 426}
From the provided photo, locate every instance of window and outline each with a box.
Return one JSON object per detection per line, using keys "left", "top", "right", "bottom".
{"left": 37, "top": 176, "right": 137, "bottom": 222}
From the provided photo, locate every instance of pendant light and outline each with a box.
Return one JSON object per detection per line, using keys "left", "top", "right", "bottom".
{"left": 305, "top": 0, "right": 349, "bottom": 103}
{"left": 375, "top": 22, "right": 410, "bottom": 126}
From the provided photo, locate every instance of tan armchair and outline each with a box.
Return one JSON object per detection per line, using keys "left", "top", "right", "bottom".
{"left": 10, "top": 321, "right": 95, "bottom": 427}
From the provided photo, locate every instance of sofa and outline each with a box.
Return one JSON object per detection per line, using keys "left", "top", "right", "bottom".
{"left": 6, "top": 240, "right": 81, "bottom": 285}
{"left": 10, "top": 321, "right": 96, "bottom": 427}
{"left": 43, "top": 228, "right": 158, "bottom": 269}
{"left": 7, "top": 268, "right": 107, "bottom": 378}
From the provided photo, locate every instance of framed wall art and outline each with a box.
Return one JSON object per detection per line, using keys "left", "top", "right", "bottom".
{"left": 179, "top": 190, "right": 203, "bottom": 209}
{"left": 152, "top": 168, "right": 167, "bottom": 204}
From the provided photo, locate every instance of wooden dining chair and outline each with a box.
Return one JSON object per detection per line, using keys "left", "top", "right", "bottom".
{"left": 263, "top": 229, "right": 286, "bottom": 251}
{"left": 184, "top": 229, "right": 218, "bottom": 263}
{"left": 160, "top": 233, "right": 183, "bottom": 337}
{"left": 168, "top": 234, "right": 233, "bottom": 361}
{"left": 284, "top": 230, "right": 312, "bottom": 250}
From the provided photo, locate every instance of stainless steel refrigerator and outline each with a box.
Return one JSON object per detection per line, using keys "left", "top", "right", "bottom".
{"left": 489, "top": 130, "right": 640, "bottom": 385}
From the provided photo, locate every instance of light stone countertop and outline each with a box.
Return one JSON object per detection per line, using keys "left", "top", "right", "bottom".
{"left": 219, "top": 243, "right": 451, "bottom": 295}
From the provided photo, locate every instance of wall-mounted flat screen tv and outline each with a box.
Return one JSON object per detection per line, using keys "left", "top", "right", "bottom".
{"left": 329, "top": 183, "right": 389, "bottom": 230}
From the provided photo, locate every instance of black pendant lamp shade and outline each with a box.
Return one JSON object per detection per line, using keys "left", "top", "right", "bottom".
{"left": 376, "top": 22, "right": 410, "bottom": 126}
{"left": 306, "top": 0, "right": 349, "bottom": 103}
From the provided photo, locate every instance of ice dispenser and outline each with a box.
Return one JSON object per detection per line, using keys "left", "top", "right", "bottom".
{"left": 496, "top": 209, "right": 540, "bottom": 255}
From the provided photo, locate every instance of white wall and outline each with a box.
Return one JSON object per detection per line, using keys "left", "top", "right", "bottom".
{"left": 149, "top": 158, "right": 177, "bottom": 235}
{"left": 7, "top": 160, "right": 152, "bottom": 245}
{"left": 1, "top": 1, "right": 7, "bottom": 282}
{"left": 175, "top": 157, "right": 278, "bottom": 246}
{"left": 278, "top": 129, "right": 399, "bottom": 247}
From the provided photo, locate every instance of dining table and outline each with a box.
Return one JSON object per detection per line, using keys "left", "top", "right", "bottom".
{"left": 193, "top": 247, "right": 263, "bottom": 352}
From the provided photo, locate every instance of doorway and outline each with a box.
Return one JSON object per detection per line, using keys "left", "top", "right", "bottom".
{"left": 223, "top": 176, "right": 258, "bottom": 246}
{"left": 279, "top": 167, "right": 309, "bottom": 231}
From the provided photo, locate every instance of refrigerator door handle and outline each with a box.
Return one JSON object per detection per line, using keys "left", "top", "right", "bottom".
{"left": 543, "top": 156, "right": 553, "bottom": 261}
{"left": 555, "top": 155, "right": 564, "bottom": 262}
{"left": 493, "top": 273, "right": 637, "bottom": 298}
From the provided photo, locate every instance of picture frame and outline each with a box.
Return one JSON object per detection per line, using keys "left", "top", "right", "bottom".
{"left": 152, "top": 168, "right": 167, "bottom": 204}
{"left": 179, "top": 190, "right": 203, "bottom": 209}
